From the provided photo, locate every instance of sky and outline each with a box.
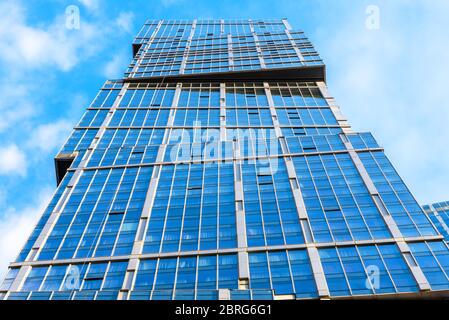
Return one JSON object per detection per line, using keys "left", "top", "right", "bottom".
{"left": 0, "top": 0, "right": 448, "bottom": 279}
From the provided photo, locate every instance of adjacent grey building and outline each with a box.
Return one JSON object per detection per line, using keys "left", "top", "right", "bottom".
{"left": 424, "top": 202, "right": 449, "bottom": 244}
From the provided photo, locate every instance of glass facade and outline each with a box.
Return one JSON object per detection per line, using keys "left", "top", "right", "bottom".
{"left": 128, "top": 20, "right": 322, "bottom": 78}
{"left": 1, "top": 19, "right": 449, "bottom": 300}
{"left": 424, "top": 202, "right": 449, "bottom": 243}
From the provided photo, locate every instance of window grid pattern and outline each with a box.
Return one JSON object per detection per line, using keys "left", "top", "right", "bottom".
{"left": 164, "top": 141, "right": 233, "bottom": 163}
{"left": 271, "top": 83, "right": 327, "bottom": 106}
{"left": 15, "top": 261, "right": 127, "bottom": 298}
{"left": 229, "top": 128, "right": 281, "bottom": 159}
{"left": 242, "top": 158, "right": 305, "bottom": 247}
{"left": 97, "top": 129, "right": 165, "bottom": 149}
{"left": 358, "top": 151, "right": 437, "bottom": 238}
{"left": 15, "top": 171, "right": 74, "bottom": 262}
{"left": 8, "top": 78, "right": 442, "bottom": 299}
{"left": 36, "top": 167, "right": 152, "bottom": 261}
{"left": 143, "top": 162, "right": 236, "bottom": 254}
{"left": 60, "top": 129, "right": 99, "bottom": 154}
{"left": 109, "top": 109, "right": 170, "bottom": 127}
{"left": 126, "top": 20, "right": 323, "bottom": 78}
{"left": 424, "top": 202, "right": 449, "bottom": 243}
{"left": 292, "top": 153, "right": 391, "bottom": 243}
{"left": 409, "top": 241, "right": 449, "bottom": 291}
{"left": 225, "top": 85, "right": 269, "bottom": 107}
{"left": 347, "top": 133, "right": 380, "bottom": 150}
{"left": 5, "top": 18, "right": 449, "bottom": 301}
{"left": 132, "top": 254, "right": 238, "bottom": 300}
{"left": 178, "top": 85, "right": 221, "bottom": 107}
{"left": 248, "top": 249, "right": 317, "bottom": 298}
{"left": 0, "top": 269, "right": 19, "bottom": 291}
{"left": 118, "top": 87, "right": 176, "bottom": 108}
{"left": 319, "top": 244, "right": 418, "bottom": 297}
{"left": 89, "top": 88, "right": 121, "bottom": 109}
{"left": 174, "top": 109, "right": 220, "bottom": 127}
{"left": 168, "top": 128, "right": 222, "bottom": 144}
{"left": 154, "top": 132, "right": 377, "bottom": 166}
{"left": 282, "top": 127, "right": 343, "bottom": 137}
{"left": 78, "top": 110, "right": 109, "bottom": 127}
{"left": 285, "top": 134, "right": 346, "bottom": 154}
{"left": 277, "top": 107, "right": 337, "bottom": 127}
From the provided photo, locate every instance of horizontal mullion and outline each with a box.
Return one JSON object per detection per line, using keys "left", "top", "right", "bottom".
{"left": 66, "top": 148, "right": 385, "bottom": 172}
{"left": 9, "top": 235, "right": 444, "bottom": 269}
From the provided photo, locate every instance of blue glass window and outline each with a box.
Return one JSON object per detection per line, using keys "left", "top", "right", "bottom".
{"left": 197, "top": 255, "right": 217, "bottom": 290}
{"left": 288, "top": 250, "right": 317, "bottom": 298}
{"left": 358, "top": 152, "right": 437, "bottom": 238}
{"left": 249, "top": 252, "right": 271, "bottom": 289}
{"left": 82, "top": 263, "right": 108, "bottom": 290}
{"left": 218, "top": 255, "right": 238, "bottom": 289}
{"left": 134, "top": 260, "right": 157, "bottom": 291}
{"left": 0, "top": 268, "right": 20, "bottom": 291}
{"left": 21, "top": 267, "right": 48, "bottom": 292}
{"left": 268, "top": 251, "right": 294, "bottom": 294}
{"left": 409, "top": 242, "right": 449, "bottom": 290}
{"left": 41, "top": 265, "right": 68, "bottom": 291}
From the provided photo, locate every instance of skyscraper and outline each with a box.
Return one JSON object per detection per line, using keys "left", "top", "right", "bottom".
{"left": 2, "top": 19, "right": 449, "bottom": 300}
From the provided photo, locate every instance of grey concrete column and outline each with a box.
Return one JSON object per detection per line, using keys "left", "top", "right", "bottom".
{"left": 253, "top": 33, "right": 266, "bottom": 69}
{"left": 285, "top": 29, "right": 305, "bottom": 63}
{"left": 234, "top": 162, "right": 246, "bottom": 249}
{"left": 234, "top": 159, "right": 249, "bottom": 284}
{"left": 131, "top": 165, "right": 162, "bottom": 257}
{"left": 218, "top": 289, "right": 231, "bottom": 300}
{"left": 343, "top": 138, "right": 403, "bottom": 239}
{"left": 220, "top": 19, "right": 225, "bottom": 35}
{"left": 316, "top": 81, "right": 353, "bottom": 134}
{"left": 227, "top": 35, "right": 234, "bottom": 70}
{"left": 120, "top": 84, "right": 183, "bottom": 290}
{"left": 284, "top": 157, "right": 308, "bottom": 220}
{"left": 307, "top": 246, "right": 330, "bottom": 298}
{"left": 248, "top": 19, "right": 254, "bottom": 33}
{"left": 397, "top": 241, "right": 431, "bottom": 292}
{"left": 220, "top": 83, "right": 227, "bottom": 141}
{"left": 119, "top": 258, "right": 139, "bottom": 300}
{"left": 179, "top": 20, "right": 197, "bottom": 74}
{"left": 7, "top": 266, "right": 31, "bottom": 293}
{"left": 285, "top": 155, "right": 330, "bottom": 298}
{"left": 264, "top": 81, "right": 330, "bottom": 298}
{"left": 282, "top": 18, "right": 292, "bottom": 31}
{"left": 126, "top": 84, "right": 182, "bottom": 254}
{"left": 343, "top": 138, "right": 432, "bottom": 291}
{"left": 263, "top": 82, "right": 283, "bottom": 139}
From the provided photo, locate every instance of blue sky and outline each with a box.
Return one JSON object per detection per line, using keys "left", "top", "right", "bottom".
{"left": 0, "top": 0, "right": 448, "bottom": 277}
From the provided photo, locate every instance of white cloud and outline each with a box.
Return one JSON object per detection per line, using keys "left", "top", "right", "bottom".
{"left": 103, "top": 53, "right": 128, "bottom": 79}
{"left": 320, "top": 0, "right": 449, "bottom": 204}
{"left": 0, "top": 187, "right": 53, "bottom": 281}
{"left": 0, "top": 1, "right": 101, "bottom": 71}
{"left": 79, "top": 0, "right": 101, "bottom": 11}
{"left": 0, "top": 72, "right": 41, "bottom": 134}
{"left": 0, "top": 101, "right": 35, "bottom": 133}
{"left": 0, "top": 145, "right": 27, "bottom": 177}
{"left": 0, "top": 0, "right": 116, "bottom": 132}
{"left": 116, "top": 11, "right": 134, "bottom": 33}
{"left": 28, "top": 120, "right": 73, "bottom": 152}
{"left": 66, "top": 94, "right": 90, "bottom": 120}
